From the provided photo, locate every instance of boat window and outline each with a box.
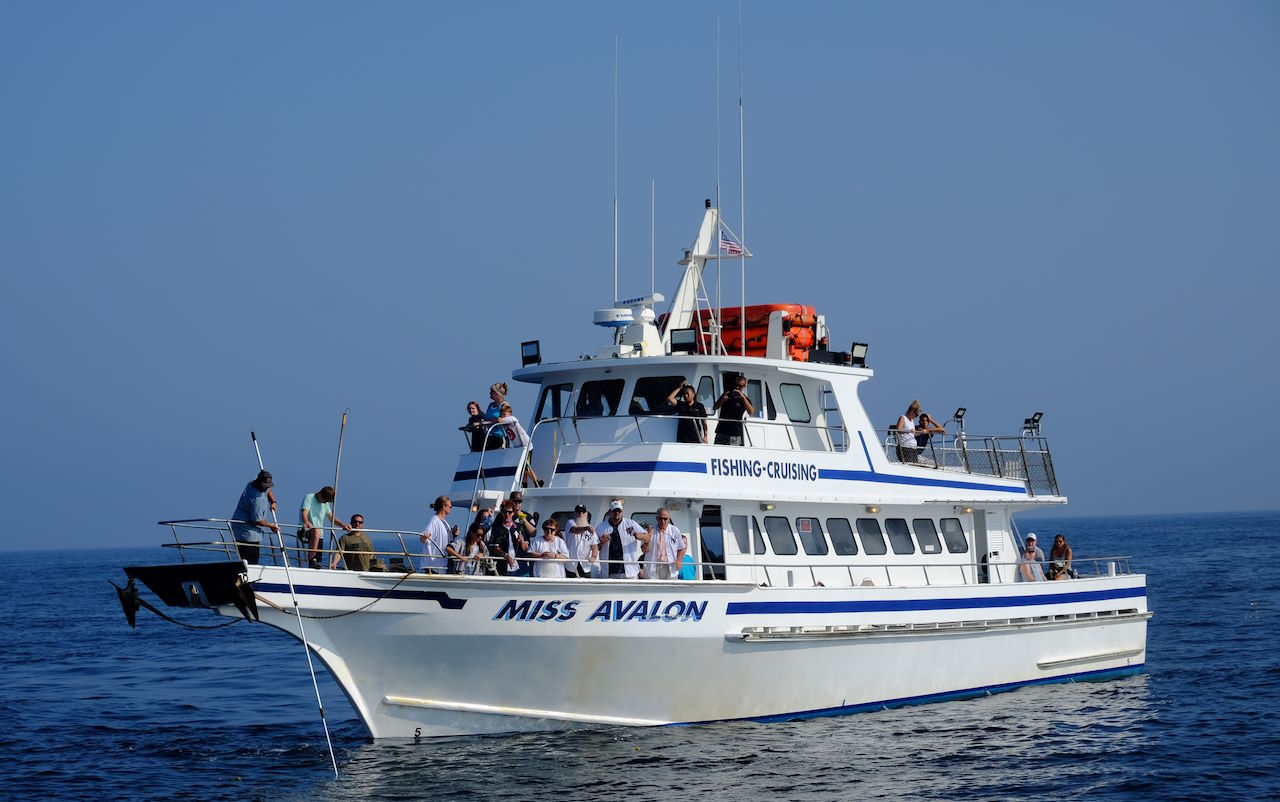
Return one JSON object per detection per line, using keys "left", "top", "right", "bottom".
{"left": 696, "top": 376, "right": 715, "bottom": 409}
{"left": 763, "top": 382, "right": 777, "bottom": 420}
{"left": 940, "top": 517, "right": 969, "bottom": 553}
{"left": 629, "top": 376, "right": 684, "bottom": 414}
{"left": 779, "top": 383, "right": 811, "bottom": 423}
{"left": 577, "top": 379, "right": 625, "bottom": 417}
{"left": 728, "top": 514, "right": 766, "bottom": 555}
{"left": 699, "top": 505, "right": 725, "bottom": 580}
{"left": 795, "top": 517, "right": 828, "bottom": 555}
{"left": 763, "top": 516, "right": 798, "bottom": 555}
{"left": 856, "top": 518, "right": 887, "bottom": 555}
{"left": 549, "top": 509, "right": 582, "bottom": 532}
{"left": 534, "top": 383, "right": 572, "bottom": 422}
{"left": 826, "top": 518, "right": 859, "bottom": 555}
{"left": 630, "top": 511, "right": 659, "bottom": 533}
{"left": 885, "top": 518, "right": 916, "bottom": 555}
{"left": 912, "top": 518, "right": 943, "bottom": 555}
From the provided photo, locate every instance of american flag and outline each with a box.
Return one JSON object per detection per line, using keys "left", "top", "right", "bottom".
{"left": 719, "top": 227, "right": 743, "bottom": 255}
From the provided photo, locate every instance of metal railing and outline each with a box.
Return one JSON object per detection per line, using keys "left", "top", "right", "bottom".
{"left": 158, "top": 518, "right": 442, "bottom": 572}
{"left": 882, "top": 430, "right": 1059, "bottom": 495}
{"left": 155, "top": 519, "right": 1130, "bottom": 589}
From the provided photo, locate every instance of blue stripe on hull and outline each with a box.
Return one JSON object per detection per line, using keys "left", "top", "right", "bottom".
{"left": 725, "top": 664, "right": 1147, "bottom": 726}
{"left": 817, "top": 468, "right": 1026, "bottom": 494}
{"left": 255, "top": 582, "right": 468, "bottom": 609}
{"left": 726, "top": 586, "right": 1145, "bottom": 615}
{"left": 452, "top": 466, "right": 518, "bottom": 483}
{"left": 556, "top": 460, "right": 708, "bottom": 475}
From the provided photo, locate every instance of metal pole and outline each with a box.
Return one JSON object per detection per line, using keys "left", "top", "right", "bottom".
{"left": 250, "top": 431, "right": 339, "bottom": 778}
{"left": 329, "top": 409, "right": 350, "bottom": 562}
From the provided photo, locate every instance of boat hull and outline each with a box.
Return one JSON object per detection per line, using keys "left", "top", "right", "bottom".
{"left": 234, "top": 567, "right": 1148, "bottom": 738}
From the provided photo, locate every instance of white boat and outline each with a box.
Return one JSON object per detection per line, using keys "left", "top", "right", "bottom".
{"left": 120, "top": 201, "right": 1149, "bottom": 738}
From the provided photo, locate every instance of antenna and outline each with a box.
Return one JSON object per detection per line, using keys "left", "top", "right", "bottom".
{"left": 738, "top": 0, "right": 746, "bottom": 357}
{"left": 651, "top": 179, "right": 655, "bottom": 298}
{"left": 714, "top": 17, "right": 723, "bottom": 356}
{"left": 613, "top": 34, "right": 619, "bottom": 304}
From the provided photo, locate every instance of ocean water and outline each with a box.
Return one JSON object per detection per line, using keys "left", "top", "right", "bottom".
{"left": 1, "top": 511, "right": 1276, "bottom": 801}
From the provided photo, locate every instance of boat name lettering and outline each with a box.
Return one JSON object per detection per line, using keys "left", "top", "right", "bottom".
{"left": 493, "top": 598, "right": 706, "bottom": 623}
{"left": 709, "top": 458, "right": 817, "bottom": 482}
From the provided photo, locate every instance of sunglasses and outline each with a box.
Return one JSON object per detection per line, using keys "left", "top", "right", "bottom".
{"left": 657, "top": 517, "right": 669, "bottom": 521}
{"left": 352, "top": 520, "right": 364, "bottom": 526}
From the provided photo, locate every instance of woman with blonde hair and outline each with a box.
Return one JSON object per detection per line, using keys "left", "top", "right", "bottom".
{"left": 482, "top": 382, "right": 508, "bottom": 451}
{"left": 497, "top": 401, "right": 542, "bottom": 487}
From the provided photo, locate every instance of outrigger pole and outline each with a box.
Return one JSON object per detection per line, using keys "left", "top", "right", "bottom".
{"left": 251, "top": 431, "right": 340, "bottom": 779}
{"left": 329, "top": 409, "right": 350, "bottom": 564}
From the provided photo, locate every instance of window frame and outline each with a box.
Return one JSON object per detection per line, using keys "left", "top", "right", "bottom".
{"left": 794, "top": 516, "right": 828, "bottom": 555}
{"left": 826, "top": 517, "right": 859, "bottom": 555}
{"left": 856, "top": 518, "right": 888, "bottom": 556}
{"left": 779, "top": 383, "right": 811, "bottom": 423}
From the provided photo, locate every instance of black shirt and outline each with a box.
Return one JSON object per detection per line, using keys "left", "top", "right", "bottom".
{"left": 716, "top": 392, "right": 749, "bottom": 438}
{"left": 675, "top": 399, "right": 708, "bottom": 443}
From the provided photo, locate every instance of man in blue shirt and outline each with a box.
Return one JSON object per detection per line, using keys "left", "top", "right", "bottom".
{"left": 231, "top": 470, "right": 279, "bottom": 565}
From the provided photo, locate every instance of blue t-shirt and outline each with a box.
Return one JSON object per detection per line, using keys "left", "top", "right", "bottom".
{"left": 678, "top": 553, "right": 697, "bottom": 580}
{"left": 231, "top": 483, "right": 271, "bottom": 544}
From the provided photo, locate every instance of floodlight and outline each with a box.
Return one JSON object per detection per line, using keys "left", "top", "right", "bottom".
{"left": 521, "top": 340, "right": 541, "bottom": 367}
{"left": 850, "top": 342, "right": 869, "bottom": 367}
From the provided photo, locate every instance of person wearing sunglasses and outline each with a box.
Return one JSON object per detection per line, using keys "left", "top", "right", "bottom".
{"left": 1016, "top": 533, "right": 1047, "bottom": 582}
{"left": 333, "top": 514, "right": 374, "bottom": 571}
{"left": 529, "top": 520, "right": 570, "bottom": 578}
{"left": 642, "top": 507, "right": 686, "bottom": 580}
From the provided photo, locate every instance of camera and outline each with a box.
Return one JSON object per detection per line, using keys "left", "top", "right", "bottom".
{"left": 530, "top": 511, "right": 540, "bottom": 524}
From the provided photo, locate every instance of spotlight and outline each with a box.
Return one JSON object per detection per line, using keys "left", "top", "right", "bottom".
{"left": 850, "top": 342, "right": 868, "bottom": 368}
{"left": 521, "top": 340, "right": 541, "bottom": 367}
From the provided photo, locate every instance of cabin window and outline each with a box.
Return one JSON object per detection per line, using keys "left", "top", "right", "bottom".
{"left": 700, "top": 505, "right": 725, "bottom": 580}
{"left": 630, "top": 511, "right": 659, "bottom": 532}
{"left": 940, "top": 517, "right": 969, "bottom": 553}
{"left": 779, "top": 383, "right": 811, "bottom": 423}
{"left": 856, "top": 518, "right": 887, "bottom": 555}
{"left": 577, "top": 379, "right": 625, "bottom": 417}
{"left": 795, "top": 517, "right": 828, "bottom": 555}
{"left": 763, "top": 516, "right": 798, "bottom": 555}
{"left": 912, "top": 519, "right": 943, "bottom": 555}
{"left": 826, "top": 518, "right": 859, "bottom": 555}
{"left": 629, "top": 376, "right": 684, "bottom": 415}
{"left": 729, "top": 514, "right": 765, "bottom": 555}
{"left": 696, "top": 376, "right": 716, "bottom": 410}
{"left": 885, "top": 518, "right": 916, "bottom": 555}
{"left": 763, "top": 383, "right": 777, "bottom": 420}
{"left": 534, "top": 383, "right": 573, "bottom": 422}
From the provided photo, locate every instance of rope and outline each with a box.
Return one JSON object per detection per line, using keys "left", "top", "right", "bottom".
{"left": 114, "top": 583, "right": 244, "bottom": 630}
{"left": 254, "top": 570, "right": 417, "bottom": 619}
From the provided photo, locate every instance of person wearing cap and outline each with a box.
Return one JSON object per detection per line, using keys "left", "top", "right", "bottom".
{"left": 529, "top": 518, "right": 570, "bottom": 578}
{"left": 564, "top": 504, "right": 599, "bottom": 578}
{"left": 1024, "top": 533, "right": 1045, "bottom": 564}
{"left": 231, "top": 470, "right": 279, "bottom": 565}
{"left": 299, "top": 485, "right": 350, "bottom": 569}
{"left": 642, "top": 507, "right": 687, "bottom": 580}
{"left": 596, "top": 500, "right": 651, "bottom": 579}
{"left": 1016, "top": 535, "right": 1047, "bottom": 582}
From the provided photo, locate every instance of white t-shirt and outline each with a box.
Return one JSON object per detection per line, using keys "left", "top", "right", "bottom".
{"left": 529, "top": 535, "right": 569, "bottom": 578}
{"left": 421, "top": 516, "right": 451, "bottom": 573}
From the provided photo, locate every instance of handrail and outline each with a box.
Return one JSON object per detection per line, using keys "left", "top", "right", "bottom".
{"left": 529, "top": 411, "right": 849, "bottom": 451}
{"left": 881, "top": 429, "right": 1060, "bottom": 496}
{"left": 154, "top": 520, "right": 1132, "bottom": 586}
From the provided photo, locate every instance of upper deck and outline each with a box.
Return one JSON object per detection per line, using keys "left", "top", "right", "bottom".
{"left": 454, "top": 353, "right": 1059, "bottom": 508}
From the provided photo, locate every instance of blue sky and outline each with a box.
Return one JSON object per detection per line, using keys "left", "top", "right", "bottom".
{"left": 1, "top": 2, "right": 1276, "bottom": 550}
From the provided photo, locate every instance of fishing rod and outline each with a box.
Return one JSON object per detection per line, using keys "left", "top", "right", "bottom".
{"left": 328, "top": 409, "right": 350, "bottom": 567}
{"left": 251, "top": 431, "right": 340, "bottom": 779}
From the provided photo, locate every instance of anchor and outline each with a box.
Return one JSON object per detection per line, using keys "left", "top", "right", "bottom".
{"left": 113, "top": 577, "right": 141, "bottom": 629}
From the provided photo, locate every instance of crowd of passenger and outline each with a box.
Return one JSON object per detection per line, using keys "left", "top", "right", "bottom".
{"left": 229, "top": 471, "right": 694, "bottom": 578}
